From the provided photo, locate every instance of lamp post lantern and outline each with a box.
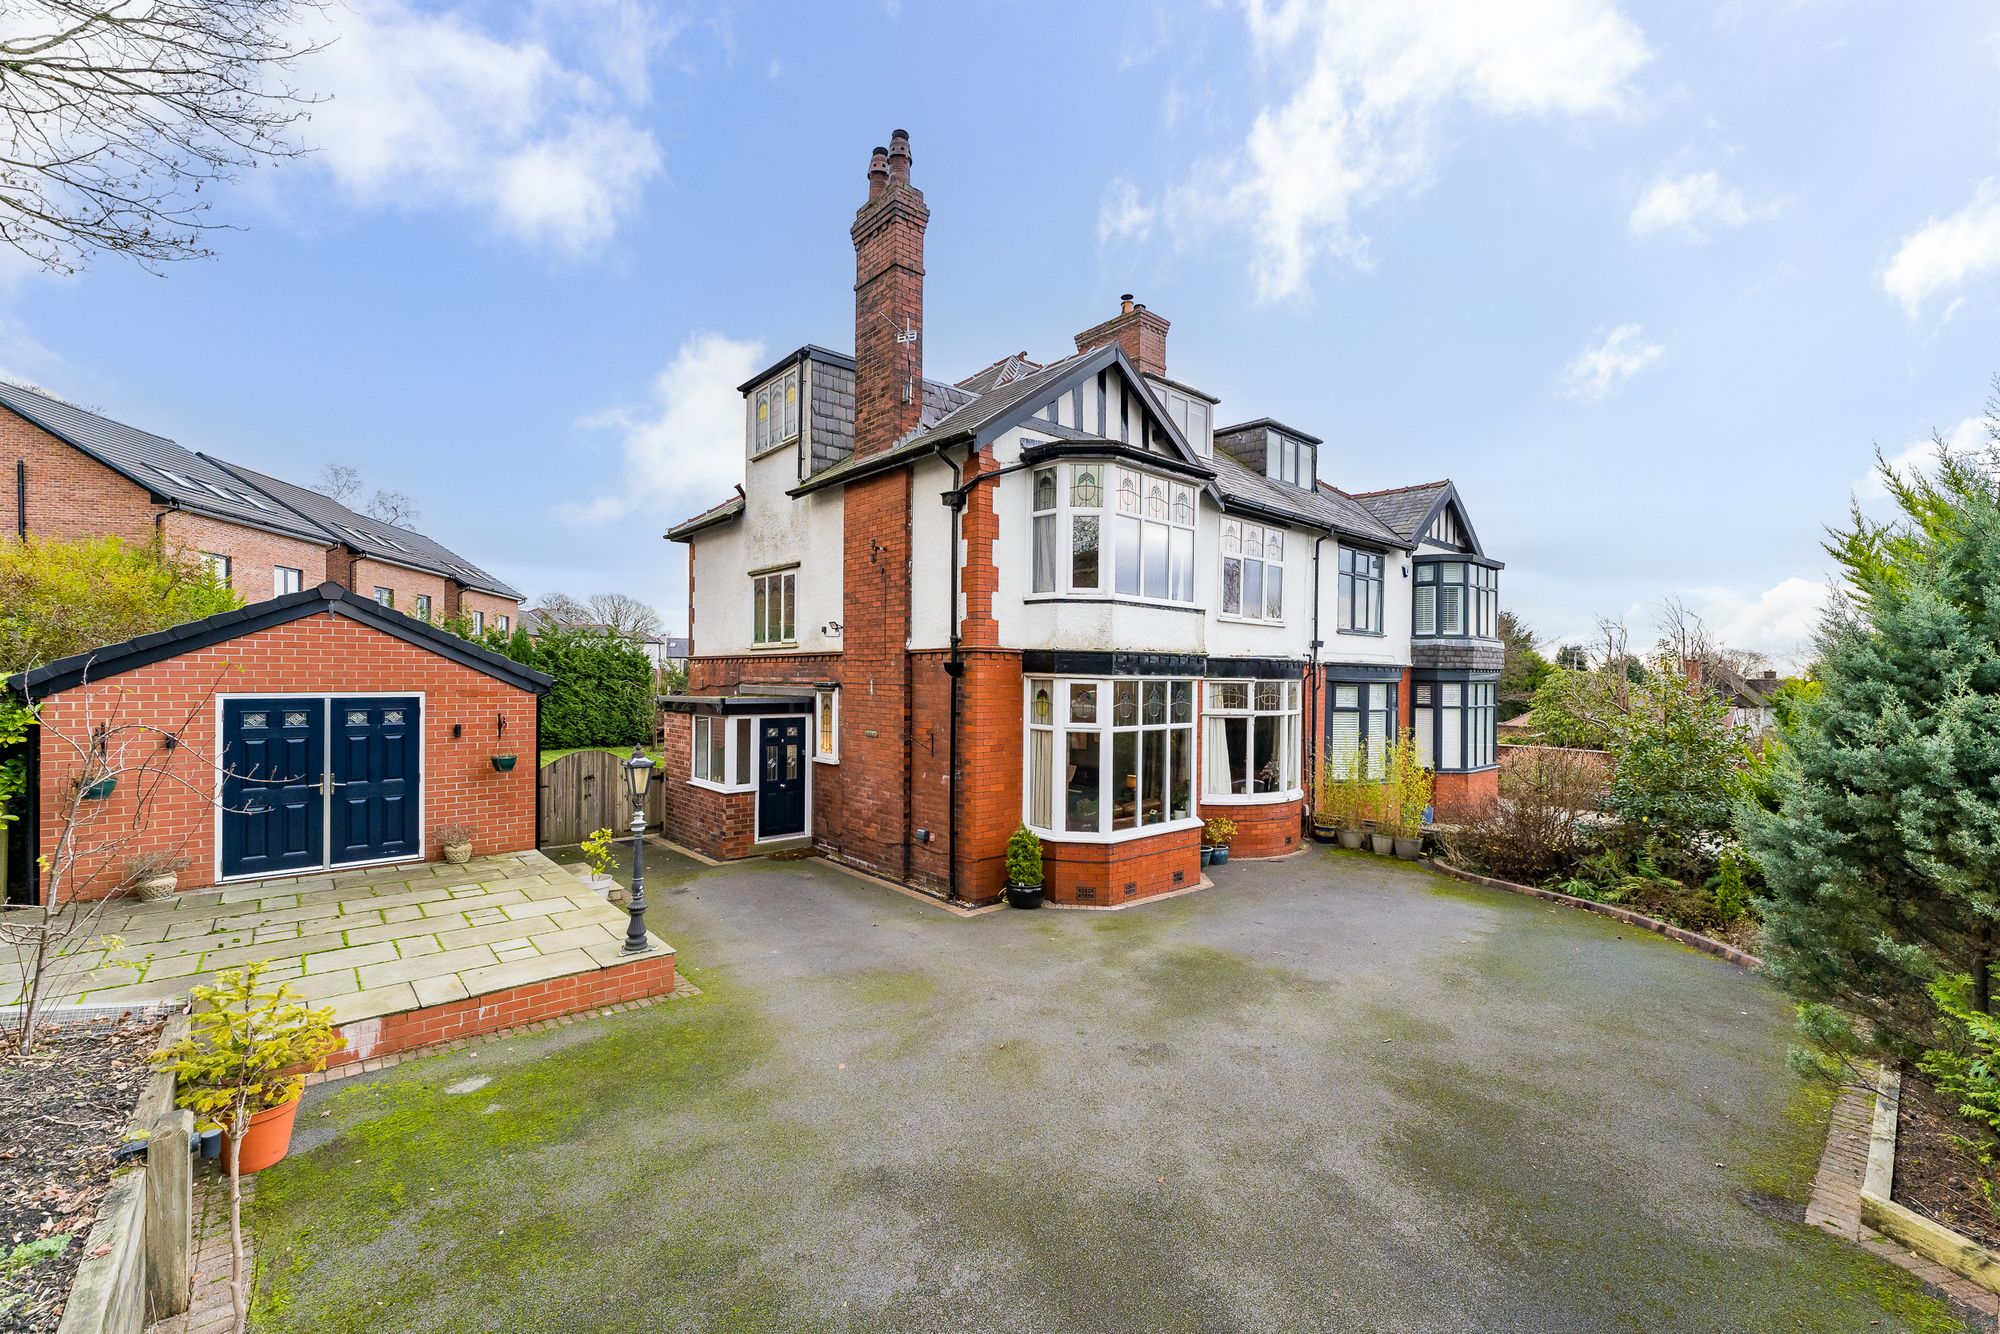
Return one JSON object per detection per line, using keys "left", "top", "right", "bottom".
{"left": 620, "top": 744, "right": 656, "bottom": 955}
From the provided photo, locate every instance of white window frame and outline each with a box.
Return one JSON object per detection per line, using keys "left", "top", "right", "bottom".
{"left": 752, "top": 568, "right": 797, "bottom": 647}
{"left": 372, "top": 585, "right": 394, "bottom": 607}
{"left": 1027, "top": 461, "right": 1196, "bottom": 608}
{"left": 413, "top": 593, "right": 431, "bottom": 621}
{"left": 1149, "top": 381, "right": 1213, "bottom": 457}
{"left": 690, "top": 714, "right": 756, "bottom": 793}
{"left": 273, "top": 565, "right": 302, "bottom": 597}
{"left": 202, "top": 552, "right": 232, "bottom": 587}
{"left": 497, "top": 614, "right": 510, "bottom": 634}
{"left": 1202, "top": 679, "right": 1302, "bottom": 803}
{"left": 812, "top": 688, "right": 839, "bottom": 764}
{"left": 1337, "top": 547, "right": 1384, "bottom": 634}
{"left": 749, "top": 367, "right": 802, "bottom": 458}
{"left": 1022, "top": 676, "right": 1199, "bottom": 842}
{"left": 1220, "top": 519, "right": 1285, "bottom": 623}
{"left": 470, "top": 610, "right": 484, "bottom": 634}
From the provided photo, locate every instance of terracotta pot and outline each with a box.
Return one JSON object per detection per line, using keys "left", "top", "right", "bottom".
{"left": 223, "top": 1096, "right": 302, "bottom": 1175}
{"left": 442, "top": 841, "right": 472, "bottom": 865}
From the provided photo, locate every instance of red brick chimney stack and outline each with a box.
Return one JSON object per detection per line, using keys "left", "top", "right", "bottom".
{"left": 1074, "top": 293, "right": 1170, "bottom": 379}
{"left": 851, "top": 128, "right": 928, "bottom": 459}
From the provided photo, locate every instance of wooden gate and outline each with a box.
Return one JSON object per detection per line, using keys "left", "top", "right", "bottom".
{"left": 538, "top": 750, "right": 670, "bottom": 847}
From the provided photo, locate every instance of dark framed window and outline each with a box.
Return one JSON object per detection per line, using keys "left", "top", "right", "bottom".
{"left": 1337, "top": 548, "right": 1384, "bottom": 633}
{"left": 1415, "top": 560, "right": 1498, "bottom": 638}
{"left": 1413, "top": 679, "right": 1498, "bottom": 771}
{"left": 1326, "top": 680, "right": 1396, "bottom": 780}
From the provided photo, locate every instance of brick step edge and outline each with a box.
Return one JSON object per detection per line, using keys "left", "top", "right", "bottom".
{"left": 1422, "top": 859, "right": 1763, "bottom": 971}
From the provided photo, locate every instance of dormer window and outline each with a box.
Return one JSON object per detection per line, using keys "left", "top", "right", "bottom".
{"left": 1146, "top": 378, "right": 1214, "bottom": 457}
{"left": 1268, "top": 431, "right": 1312, "bottom": 489}
{"left": 749, "top": 366, "right": 801, "bottom": 458}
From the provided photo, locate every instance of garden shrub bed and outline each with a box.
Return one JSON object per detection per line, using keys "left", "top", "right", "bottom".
{"left": 1894, "top": 1069, "right": 2000, "bottom": 1255}
{"left": 0, "top": 1014, "right": 164, "bottom": 1332}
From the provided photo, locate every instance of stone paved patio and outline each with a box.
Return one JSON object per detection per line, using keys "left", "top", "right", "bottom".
{"left": 9, "top": 851, "right": 672, "bottom": 1028}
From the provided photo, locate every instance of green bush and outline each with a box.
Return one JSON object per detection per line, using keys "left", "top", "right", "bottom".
{"left": 473, "top": 626, "right": 654, "bottom": 750}
{"left": 1006, "top": 826, "right": 1042, "bottom": 887}
{"left": 1919, "top": 972, "right": 2000, "bottom": 1144}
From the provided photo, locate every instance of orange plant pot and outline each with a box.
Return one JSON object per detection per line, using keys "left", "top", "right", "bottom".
{"left": 222, "top": 1097, "right": 302, "bottom": 1175}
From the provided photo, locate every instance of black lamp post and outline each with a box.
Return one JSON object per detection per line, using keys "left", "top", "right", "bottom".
{"left": 620, "top": 744, "right": 656, "bottom": 955}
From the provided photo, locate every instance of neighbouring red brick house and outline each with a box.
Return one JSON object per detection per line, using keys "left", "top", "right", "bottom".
{"left": 663, "top": 131, "right": 1504, "bottom": 906}
{"left": 0, "top": 379, "right": 523, "bottom": 628}
{"left": 7, "top": 583, "right": 550, "bottom": 903}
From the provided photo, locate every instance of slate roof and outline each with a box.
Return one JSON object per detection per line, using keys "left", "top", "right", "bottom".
{"left": 664, "top": 490, "right": 745, "bottom": 541}
{"left": 0, "top": 379, "right": 329, "bottom": 543}
{"left": 955, "top": 352, "right": 1043, "bottom": 395}
{"left": 208, "top": 459, "right": 522, "bottom": 600}
{"left": 0, "top": 378, "right": 523, "bottom": 599}
{"left": 1207, "top": 449, "right": 1406, "bottom": 546}
{"left": 9, "top": 582, "right": 553, "bottom": 698}
{"left": 1347, "top": 480, "right": 1452, "bottom": 542}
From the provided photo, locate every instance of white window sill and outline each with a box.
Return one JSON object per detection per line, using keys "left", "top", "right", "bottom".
{"left": 749, "top": 642, "right": 800, "bottom": 652}
{"left": 1215, "top": 614, "right": 1286, "bottom": 627}
{"left": 1022, "top": 594, "right": 1202, "bottom": 613}
{"left": 1026, "top": 815, "right": 1204, "bottom": 846}
{"left": 687, "top": 776, "right": 753, "bottom": 795}
{"left": 811, "top": 755, "right": 838, "bottom": 766}
{"left": 1202, "top": 789, "right": 1303, "bottom": 806}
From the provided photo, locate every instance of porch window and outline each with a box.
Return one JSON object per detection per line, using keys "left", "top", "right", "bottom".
{"left": 1326, "top": 681, "right": 1395, "bottom": 781}
{"left": 752, "top": 569, "right": 796, "bottom": 645}
{"left": 813, "top": 688, "right": 839, "bottom": 763}
{"left": 1023, "top": 677, "right": 1196, "bottom": 838}
{"left": 1337, "top": 547, "right": 1383, "bottom": 633}
{"left": 691, "top": 714, "right": 756, "bottom": 791}
{"left": 1221, "top": 520, "right": 1284, "bottom": 621}
{"left": 1203, "top": 679, "right": 1302, "bottom": 799}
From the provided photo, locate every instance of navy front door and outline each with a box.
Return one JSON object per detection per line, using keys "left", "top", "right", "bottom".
{"left": 329, "top": 697, "right": 421, "bottom": 866}
{"left": 220, "top": 699, "right": 325, "bottom": 879}
{"left": 220, "top": 695, "right": 422, "bottom": 878}
{"left": 757, "top": 717, "right": 807, "bottom": 840}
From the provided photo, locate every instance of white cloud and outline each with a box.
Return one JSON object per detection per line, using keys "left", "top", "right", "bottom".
{"left": 1859, "top": 415, "right": 1989, "bottom": 499}
{"left": 1629, "top": 168, "right": 1775, "bottom": 240}
{"left": 0, "top": 316, "right": 60, "bottom": 387}
{"left": 564, "top": 332, "right": 765, "bottom": 523}
{"left": 1559, "top": 324, "right": 1662, "bottom": 400}
{"left": 1881, "top": 179, "right": 2000, "bottom": 319}
{"left": 296, "top": 0, "right": 664, "bottom": 254}
{"left": 1097, "top": 179, "right": 1156, "bottom": 247}
{"left": 1149, "top": 0, "right": 1648, "bottom": 300}
{"left": 1691, "top": 577, "right": 1829, "bottom": 669}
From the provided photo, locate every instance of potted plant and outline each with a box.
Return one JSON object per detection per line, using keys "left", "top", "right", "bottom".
{"left": 1311, "top": 757, "right": 1340, "bottom": 843}
{"left": 578, "top": 827, "right": 618, "bottom": 897}
{"left": 435, "top": 822, "right": 474, "bottom": 865}
{"left": 1204, "top": 815, "right": 1238, "bottom": 865}
{"left": 1004, "top": 826, "right": 1045, "bottom": 909}
{"left": 157, "top": 961, "right": 342, "bottom": 1334}
{"left": 1389, "top": 729, "right": 1431, "bottom": 860}
{"left": 122, "top": 850, "right": 189, "bottom": 902}
{"left": 491, "top": 754, "right": 518, "bottom": 772}
{"left": 1362, "top": 764, "right": 1395, "bottom": 855}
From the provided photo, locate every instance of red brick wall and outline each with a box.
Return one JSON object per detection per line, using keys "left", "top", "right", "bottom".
{"left": 837, "top": 470, "right": 914, "bottom": 882}
{"left": 158, "top": 510, "right": 330, "bottom": 599}
{"left": 657, "top": 713, "right": 757, "bottom": 861}
{"left": 850, "top": 134, "right": 928, "bottom": 462}
{"left": 1041, "top": 826, "right": 1202, "bottom": 906}
{"left": 32, "top": 612, "right": 540, "bottom": 901}
{"left": 1199, "top": 796, "right": 1303, "bottom": 859}
{"left": 350, "top": 557, "right": 450, "bottom": 620}
{"left": 3, "top": 410, "right": 161, "bottom": 546}
{"left": 454, "top": 589, "right": 520, "bottom": 633}
{"left": 1433, "top": 768, "right": 1499, "bottom": 821}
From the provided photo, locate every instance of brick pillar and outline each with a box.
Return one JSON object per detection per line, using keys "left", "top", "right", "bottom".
{"left": 959, "top": 444, "right": 1001, "bottom": 648}
{"left": 850, "top": 131, "right": 928, "bottom": 460}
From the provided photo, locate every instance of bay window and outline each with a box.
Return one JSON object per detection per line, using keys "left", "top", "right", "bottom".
{"left": 1326, "top": 681, "right": 1395, "bottom": 781}
{"left": 1029, "top": 461, "right": 1194, "bottom": 604}
{"left": 1221, "top": 520, "right": 1284, "bottom": 621}
{"left": 1413, "top": 679, "right": 1498, "bottom": 772}
{"left": 1024, "top": 677, "right": 1196, "bottom": 837}
{"left": 1203, "top": 679, "right": 1302, "bottom": 799}
{"left": 1414, "top": 561, "right": 1499, "bottom": 638}
{"left": 1337, "top": 547, "right": 1384, "bottom": 633}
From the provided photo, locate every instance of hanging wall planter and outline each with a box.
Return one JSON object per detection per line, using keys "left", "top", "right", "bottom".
{"left": 490, "top": 754, "right": 518, "bottom": 772}
{"left": 81, "top": 776, "right": 116, "bottom": 801}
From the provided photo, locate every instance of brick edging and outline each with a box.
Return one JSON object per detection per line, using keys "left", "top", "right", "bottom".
{"left": 1422, "top": 859, "right": 1763, "bottom": 971}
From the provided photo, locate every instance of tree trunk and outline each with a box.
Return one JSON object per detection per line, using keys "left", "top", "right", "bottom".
{"left": 228, "top": 1106, "right": 248, "bottom": 1334}
{"left": 1975, "top": 918, "right": 1995, "bottom": 1017}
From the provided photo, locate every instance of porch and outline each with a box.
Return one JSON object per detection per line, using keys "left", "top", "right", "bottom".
{"left": 10, "top": 851, "right": 678, "bottom": 1065}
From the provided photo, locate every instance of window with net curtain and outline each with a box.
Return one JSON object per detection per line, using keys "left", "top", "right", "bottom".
{"left": 1203, "top": 680, "right": 1301, "bottom": 798}
{"left": 1025, "top": 678, "right": 1195, "bottom": 835}
{"left": 1031, "top": 462, "right": 1195, "bottom": 603}
{"left": 1221, "top": 520, "right": 1285, "bottom": 621}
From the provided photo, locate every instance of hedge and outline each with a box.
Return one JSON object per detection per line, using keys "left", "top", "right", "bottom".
{"left": 480, "top": 626, "right": 653, "bottom": 751}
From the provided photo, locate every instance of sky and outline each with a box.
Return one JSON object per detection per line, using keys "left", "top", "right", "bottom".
{"left": 6, "top": 0, "right": 2000, "bottom": 667}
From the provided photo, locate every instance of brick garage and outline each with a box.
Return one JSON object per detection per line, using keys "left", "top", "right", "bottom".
{"left": 10, "top": 583, "right": 551, "bottom": 903}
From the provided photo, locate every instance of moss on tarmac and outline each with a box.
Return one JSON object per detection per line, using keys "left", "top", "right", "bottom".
{"left": 250, "top": 847, "right": 1970, "bottom": 1332}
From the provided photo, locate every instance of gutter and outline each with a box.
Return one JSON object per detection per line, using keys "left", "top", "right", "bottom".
{"left": 1309, "top": 533, "right": 1330, "bottom": 820}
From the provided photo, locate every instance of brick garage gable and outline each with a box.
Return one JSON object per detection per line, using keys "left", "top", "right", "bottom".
{"left": 31, "top": 613, "right": 540, "bottom": 900}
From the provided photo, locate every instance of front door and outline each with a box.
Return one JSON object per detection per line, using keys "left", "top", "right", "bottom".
{"left": 757, "top": 717, "right": 807, "bottom": 840}
{"left": 220, "top": 698, "right": 325, "bottom": 879}
{"left": 329, "top": 697, "right": 421, "bottom": 866}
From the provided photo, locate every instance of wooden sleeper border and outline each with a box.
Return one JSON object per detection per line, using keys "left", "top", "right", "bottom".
{"left": 1860, "top": 1067, "right": 2000, "bottom": 1295}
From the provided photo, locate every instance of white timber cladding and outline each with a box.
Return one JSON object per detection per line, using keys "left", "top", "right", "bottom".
{"left": 689, "top": 441, "right": 844, "bottom": 657}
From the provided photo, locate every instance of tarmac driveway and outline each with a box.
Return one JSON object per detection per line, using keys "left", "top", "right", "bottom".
{"left": 249, "top": 847, "right": 1967, "bottom": 1332}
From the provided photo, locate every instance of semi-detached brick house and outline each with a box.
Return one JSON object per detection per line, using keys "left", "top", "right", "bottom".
{"left": 0, "top": 378, "right": 523, "bottom": 628}
{"left": 664, "top": 131, "right": 1505, "bottom": 907}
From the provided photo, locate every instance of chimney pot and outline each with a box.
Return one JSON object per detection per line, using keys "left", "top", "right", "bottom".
{"left": 1120, "top": 293, "right": 1134, "bottom": 314}
{"left": 867, "top": 146, "right": 889, "bottom": 199}
{"left": 887, "top": 130, "right": 912, "bottom": 185}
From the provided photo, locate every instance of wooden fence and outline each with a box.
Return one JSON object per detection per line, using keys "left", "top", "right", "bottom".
{"left": 538, "top": 749, "right": 669, "bottom": 848}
